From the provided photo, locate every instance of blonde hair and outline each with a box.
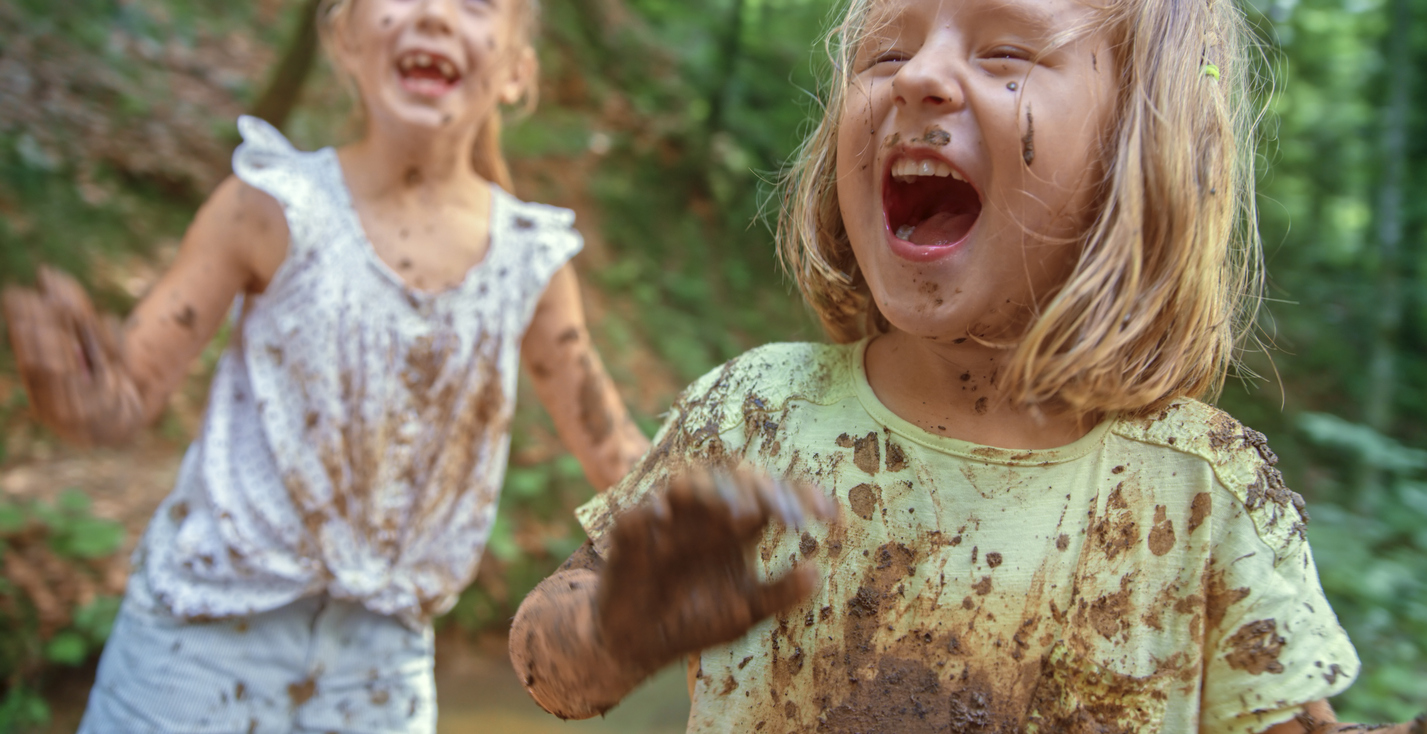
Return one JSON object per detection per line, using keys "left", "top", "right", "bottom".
{"left": 778, "top": 0, "right": 1266, "bottom": 418}
{"left": 315, "top": 0, "right": 540, "bottom": 191}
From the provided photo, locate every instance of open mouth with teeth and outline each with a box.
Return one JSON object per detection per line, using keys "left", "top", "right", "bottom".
{"left": 884, "top": 157, "right": 982, "bottom": 249}
{"left": 396, "top": 50, "right": 462, "bottom": 97}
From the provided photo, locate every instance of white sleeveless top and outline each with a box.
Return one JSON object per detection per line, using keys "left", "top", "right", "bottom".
{"left": 134, "top": 117, "right": 581, "bottom": 627}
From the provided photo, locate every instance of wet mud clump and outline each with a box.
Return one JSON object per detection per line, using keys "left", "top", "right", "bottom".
{"left": 1224, "top": 619, "right": 1285, "bottom": 675}
{"left": 848, "top": 483, "right": 880, "bottom": 520}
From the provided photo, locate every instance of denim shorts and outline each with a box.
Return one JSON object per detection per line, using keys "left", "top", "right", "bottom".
{"left": 77, "top": 570, "right": 436, "bottom": 734}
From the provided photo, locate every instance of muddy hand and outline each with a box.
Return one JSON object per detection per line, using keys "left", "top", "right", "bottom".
{"left": 597, "top": 467, "right": 836, "bottom": 674}
{"left": 2, "top": 266, "right": 142, "bottom": 446}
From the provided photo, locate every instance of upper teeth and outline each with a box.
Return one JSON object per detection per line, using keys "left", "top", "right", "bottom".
{"left": 400, "top": 53, "right": 457, "bottom": 79}
{"left": 891, "top": 158, "right": 965, "bottom": 182}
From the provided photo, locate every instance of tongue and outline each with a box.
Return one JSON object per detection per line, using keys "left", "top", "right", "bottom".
{"left": 904, "top": 211, "right": 977, "bottom": 246}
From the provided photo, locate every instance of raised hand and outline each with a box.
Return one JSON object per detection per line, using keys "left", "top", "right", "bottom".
{"left": 510, "top": 465, "right": 836, "bottom": 720}
{"left": 2, "top": 266, "right": 144, "bottom": 447}
{"left": 597, "top": 467, "right": 835, "bottom": 673}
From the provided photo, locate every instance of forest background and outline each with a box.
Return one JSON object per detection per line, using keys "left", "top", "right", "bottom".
{"left": 0, "top": 0, "right": 1425, "bottom": 730}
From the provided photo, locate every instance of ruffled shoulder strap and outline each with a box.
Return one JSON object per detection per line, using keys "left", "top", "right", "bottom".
{"left": 231, "top": 116, "right": 336, "bottom": 229}
{"left": 495, "top": 189, "right": 585, "bottom": 298}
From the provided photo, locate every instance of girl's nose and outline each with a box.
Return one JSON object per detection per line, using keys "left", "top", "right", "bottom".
{"left": 892, "top": 48, "right": 966, "bottom": 113}
{"left": 414, "top": 0, "right": 458, "bottom": 35}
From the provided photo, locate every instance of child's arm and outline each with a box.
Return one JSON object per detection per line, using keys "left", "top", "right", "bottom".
{"left": 1, "top": 177, "right": 287, "bottom": 447}
{"left": 1262, "top": 701, "right": 1425, "bottom": 734}
{"left": 521, "top": 264, "right": 650, "bottom": 490}
{"left": 509, "top": 469, "right": 832, "bottom": 718}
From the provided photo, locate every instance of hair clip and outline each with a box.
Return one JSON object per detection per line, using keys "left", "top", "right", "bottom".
{"left": 1201, "top": 63, "right": 1220, "bottom": 80}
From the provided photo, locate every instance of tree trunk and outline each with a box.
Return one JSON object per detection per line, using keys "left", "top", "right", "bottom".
{"left": 249, "top": 0, "right": 324, "bottom": 130}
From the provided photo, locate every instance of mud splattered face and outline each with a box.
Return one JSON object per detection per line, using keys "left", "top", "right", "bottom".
{"left": 836, "top": 0, "right": 1116, "bottom": 342}
{"left": 334, "top": 0, "right": 530, "bottom": 133}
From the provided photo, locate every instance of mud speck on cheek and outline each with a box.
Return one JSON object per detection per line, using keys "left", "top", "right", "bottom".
{"left": 974, "top": 397, "right": 989, "bottom": 415}
{"left": 848, "top": 483, "right": 880, "bottom": 520}
{"left": 1224, "top": 619, "right": 1286, "bottom": 674}
{"left": 1021, "top": 106, "right": 1035, "bottom": 167}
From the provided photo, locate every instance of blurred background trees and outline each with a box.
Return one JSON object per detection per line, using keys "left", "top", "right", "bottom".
{"left": 0, "top": 0, "right": 1424, "bottom": 728}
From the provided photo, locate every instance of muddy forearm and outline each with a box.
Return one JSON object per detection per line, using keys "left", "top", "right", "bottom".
{"left": 509, "top": 569, "right": 652, "bottom": 719}
{"left": 1291, "top": 709, "right": 1426, "bottom": 734}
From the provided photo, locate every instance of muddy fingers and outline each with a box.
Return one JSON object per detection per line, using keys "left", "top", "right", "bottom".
{"left": 597, "top": 464, "right": 835, "bottom": 673}
{"left": 748, "top": 563, "right": 820, "bottom": 620}
{"left": 2, "top": 268, "right": 145, "bottom": 447}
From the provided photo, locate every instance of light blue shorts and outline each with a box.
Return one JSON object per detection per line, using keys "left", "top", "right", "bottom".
{"left": 77, "top": 573, "right": 436, "bottom": 734}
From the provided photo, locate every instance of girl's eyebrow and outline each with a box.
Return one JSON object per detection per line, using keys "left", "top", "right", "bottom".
{"left": 978, "top": 0, "right": 1059, "bottom": 36}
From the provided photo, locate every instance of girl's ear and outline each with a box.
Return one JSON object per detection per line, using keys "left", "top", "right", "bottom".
{"left": 498, "top": 45, "right": 537, "bottom": 107}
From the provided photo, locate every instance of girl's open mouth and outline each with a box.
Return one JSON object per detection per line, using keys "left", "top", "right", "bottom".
{"left": 396, "top": 50, "right": 462, "bottom": 97}
{"left": 883, "top": 156, "right": 982, "bottom": 257}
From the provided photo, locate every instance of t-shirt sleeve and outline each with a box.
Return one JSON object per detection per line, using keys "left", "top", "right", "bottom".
{"left": 1198, "top": 460, "right": 1360, "bottom": 732}
{"left": 575, "top": 360, "right": 749, "bottom": 557}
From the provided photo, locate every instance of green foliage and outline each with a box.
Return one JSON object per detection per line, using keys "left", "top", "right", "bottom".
{"left": 1219, "top": 0, "right": 1427, "bottom": 719}
{"left": 0, "top": 491, "right": 125, "bottom": 733}
{"left": 1295, "top": 414, "right": 1427, "bottom": 719}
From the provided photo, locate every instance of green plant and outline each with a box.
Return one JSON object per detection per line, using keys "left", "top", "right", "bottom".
{"left": 0, "top": 489, "right": 125, "bottom": 734}
{"left": 1296, "top": 413, "right": 1427, "bottom": 721}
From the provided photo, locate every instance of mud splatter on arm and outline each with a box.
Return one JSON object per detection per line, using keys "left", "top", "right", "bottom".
{"left": 522, "top": 265, "right": 650, "bottom": 491}
{"left": 2, "top": 177, "right": 286, "bottom": 444}
{"left": 123, "top": 177, "right": 288, "bottom": 420}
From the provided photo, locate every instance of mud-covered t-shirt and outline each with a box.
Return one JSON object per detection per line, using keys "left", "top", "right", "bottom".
{"left": 576, "top": 341, "right": 1360, "bottom": 734}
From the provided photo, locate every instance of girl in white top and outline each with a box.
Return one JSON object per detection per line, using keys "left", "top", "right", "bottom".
{"left": 1, "top": 0, "right": 647, "bottom": 731}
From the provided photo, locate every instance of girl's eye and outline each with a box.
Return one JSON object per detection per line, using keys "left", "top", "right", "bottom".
{"left": 984, "top": 45, "right": 1032, "bottom": 62}
{"left": 863, "top": 49, "right": 909, "bottom": 71}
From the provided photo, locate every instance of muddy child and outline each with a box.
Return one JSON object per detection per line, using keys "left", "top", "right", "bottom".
{"left": 1, "top": 0, "right": 649, "bottom": 731}
{"left": 506, "top": 0, "right": 1427, "bottom": 731}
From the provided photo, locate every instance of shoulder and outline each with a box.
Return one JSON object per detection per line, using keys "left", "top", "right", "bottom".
{"left": 191, "top": 175, "right": 289, "bottom": 271}
{"left": 630, "top": 342, "right": 851, "bottom": 489}
{"left": 494, "top": 191, "right": 583, "bottom": 276}
{"left": 498, "top": 190, "right": 577, "bottom": 231}
{"left": 671, "top": 341, "right": 856, "bottom": 430}
{"left": 1110, "top": 399, "right": 1308, "bottom": 558}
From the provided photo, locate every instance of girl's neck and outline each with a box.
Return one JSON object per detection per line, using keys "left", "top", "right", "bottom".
{"left": 863, "top": 330, "right": 1097, "bottom": 450}
{"left": 339, "top": 116, "right": 488, "bottom": 203}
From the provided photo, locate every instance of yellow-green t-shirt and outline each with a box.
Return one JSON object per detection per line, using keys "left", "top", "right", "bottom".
{"left": 577, "top": 341, "right": 1359, "bottom": 733}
